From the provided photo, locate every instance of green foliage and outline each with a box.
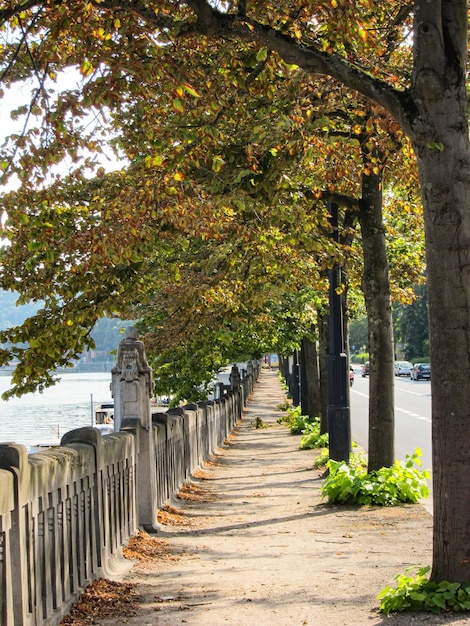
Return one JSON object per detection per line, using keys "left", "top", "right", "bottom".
{"left": 277, "top": 408, "right": 327, "bottom": 449}
{"left": 378, "top": 566, "right": 470, "bottom": 615}
{"left": 314, "top": 442, "right": 363, "bottom": 468}
{"left": 299, "top": 418, "right": 329, "bottom": 449}
{"left": 393, "top": 284, "right": 429, "bottom": 361}
{"left": 356, "top": 351, "right": 369, "bottom": 363}
{"left": 252, "top": 416, "right": 269, "bottom": 429}
{"left": 276, "top": 400, "right": 291, "bottom": 411}
{"left": 313, "top": 447, "right": 330, "bottom": 468}
{"left": 321, "top": 449, "right": 430, "bottom": 506}
{"left": 348, "top": 317, "right": 368, "bottom": 355}
{"left": 277, "top": 406, "right": 319, "bottom": 435}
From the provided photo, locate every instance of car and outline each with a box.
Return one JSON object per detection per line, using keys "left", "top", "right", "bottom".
{"left": 349, "top": 366, "right": 355, "bottom": 387}
{"left": 361, "top": 361, "right": 370, "bottom": 377}
{"left": 411, "top": 363, "right": 431, "bottom": 380}
{"left": 394, "top": 360, "right": 413, "bottom": 377}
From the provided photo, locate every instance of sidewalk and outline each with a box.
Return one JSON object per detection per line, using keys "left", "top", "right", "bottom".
{"left": 79, "top": 369, "right": 470, "bottom": 626}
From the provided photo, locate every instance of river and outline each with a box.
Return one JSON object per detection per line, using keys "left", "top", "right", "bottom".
{"left": 0, "top": 372, "right": 113, "bottom": 449}
{"left": 0, "top": 363, "right": 246, "bottom": 450}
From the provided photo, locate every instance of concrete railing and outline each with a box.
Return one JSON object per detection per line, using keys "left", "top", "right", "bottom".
{"left": 0, "top": 331, "right": 260, "bottom": 626}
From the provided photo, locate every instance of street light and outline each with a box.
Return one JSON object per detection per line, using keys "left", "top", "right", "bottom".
{"left": 327, "top": 201, "right": 351, "bottom": 462}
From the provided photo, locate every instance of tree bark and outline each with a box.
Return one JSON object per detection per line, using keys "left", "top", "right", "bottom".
{"left": 404, "top": 0, "right": 470, "bottom": 583}
{"left": 300, "top": 332, "right": 321, "bottom": 419}
{"left": 358, "top": 169, "right": 395, "bottom": 472}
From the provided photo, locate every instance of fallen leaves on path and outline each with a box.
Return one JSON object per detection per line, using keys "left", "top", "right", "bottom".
{"left": 123, "top": 530, "right": 178, "bottom": 562}
{"left": 60, "top": 530, "right": 185, "bottom": 625}
{"left": 157, "top": 504, "right": 190, "bottom": 526}
{"left": 177, "top": 481, "right": 217, "bottom": 502}
{"left": 59, "top": 578, "right": 138, "bottom": 625}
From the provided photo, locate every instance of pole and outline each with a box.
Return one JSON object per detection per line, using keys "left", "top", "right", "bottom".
{"left": 327, "top": 201, "right": 351, "bottom": 462}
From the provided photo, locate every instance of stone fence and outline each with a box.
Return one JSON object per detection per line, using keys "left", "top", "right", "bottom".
{"left": 0, "top": 329, "right": 260, "bottom": 625}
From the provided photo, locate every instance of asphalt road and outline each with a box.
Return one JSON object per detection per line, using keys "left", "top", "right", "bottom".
{"left": 349, "top": 366, "right": 433, "bottom": 512}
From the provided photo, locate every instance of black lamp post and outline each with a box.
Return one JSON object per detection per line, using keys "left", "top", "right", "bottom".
{"left": 327, "top": 201, "right": 351, "bottom": 462}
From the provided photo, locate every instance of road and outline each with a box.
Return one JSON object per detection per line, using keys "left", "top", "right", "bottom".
{"left": 349, "top": 366, "right": 433, "bottom": 512}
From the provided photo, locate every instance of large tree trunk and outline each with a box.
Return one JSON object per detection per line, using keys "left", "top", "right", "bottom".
{"left": 300, "top": 332, "right": 321, "bottom": 418}
{"left": 358, "top": 169, "right": 395, "bottom": 472}
{"left": 407, "top": 0, "right": 470, "bottom": 583}
{"left": 413, "top": 103, "right": 470, "bottom": 583}
{"left": 419, "top": 141, "right": 470, "bottom": 583}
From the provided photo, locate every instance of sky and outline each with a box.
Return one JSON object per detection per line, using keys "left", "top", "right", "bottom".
{"left": 1, "top": 67, "right": 125, "bottom": 195}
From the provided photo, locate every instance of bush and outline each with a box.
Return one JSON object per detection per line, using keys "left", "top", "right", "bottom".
{"left": 378, "top": 566, "right": 470, "bottom": 615}
{"left": 299, "top": 419, "right": 328, "bottom": 449}
{"left": 313, "top": 447, "right": 330, "bottom": 468}
{"left": 321, "top": 449, "right": 430, "bottom": 506}
{"left": 277, "top": 406, "right": 319, "bottom": 435}
{"left": 313, "top": 443, "right": 364, "bottom": 468}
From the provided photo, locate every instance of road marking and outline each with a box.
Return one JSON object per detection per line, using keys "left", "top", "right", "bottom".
{"left": 396, "top": 407, "right": 431, "bottom": 422}
{"left": 395, "top": 385, "right": 431, "bottom": 398}
{"left": 351, "top": 390, "right": 431, "bottom": 423}
{"left": 351, "top": 390, "right": 369, "bottom": 399}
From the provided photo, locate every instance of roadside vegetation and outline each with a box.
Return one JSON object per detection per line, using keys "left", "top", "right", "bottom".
{"left": 277, "top": 405, "right": 430, "bottom": 507}
{"left": 378, "top": 566, "right": 470, "bottom": 615}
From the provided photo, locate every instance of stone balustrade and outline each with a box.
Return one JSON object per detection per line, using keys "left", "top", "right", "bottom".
{"left": 0, "top": 328, "right": 260, "bottom": 625}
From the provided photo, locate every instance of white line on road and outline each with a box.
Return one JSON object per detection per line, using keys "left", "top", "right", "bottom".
{"left": 351, "top": 389, "right": 431, "bottom": 423}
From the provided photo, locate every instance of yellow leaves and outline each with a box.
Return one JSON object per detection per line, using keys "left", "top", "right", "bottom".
{"left": 80, "top": 60, "right": 94, "bottom": 77}
{"left": 313, "top": 187, "right": 323, "bottom": 200}
{"left": 173, "top": 83, "right": 201, "bottom": 111}
{"left": 183, "top": 83, "right": 201, "bottom": 98}
{"left": 256, "top": 48, "right": 268, "bottom": 62}
{"left": 212, "top": 155, "right": 225, "bottom": 173}
{"left": 173, "top": 172, "right": 185, "bottom": 181}
{"left": 172, "top": 98, "right": 184, "bottom": 113}
{"left": 144, "top": 154, "right": 165, "bottom": 168}
{"left": 92, "top": 28, "right": 111, "bottom": 41}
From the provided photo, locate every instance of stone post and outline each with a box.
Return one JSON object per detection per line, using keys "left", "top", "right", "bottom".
{"left": 111, "top": 327, "right": 154, "bottom": 431}
{"left": 229, "top": 364, "right": 240, "bottom": 391}
{"left": 111, "top": 328, "right": 159, "bottom": 529}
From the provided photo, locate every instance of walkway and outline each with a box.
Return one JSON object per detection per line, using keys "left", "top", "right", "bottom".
{"left": 89, "top": 369, "right": 467, "bottom": 626}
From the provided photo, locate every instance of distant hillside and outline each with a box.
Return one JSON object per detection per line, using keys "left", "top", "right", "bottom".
{"left": 0, "top": 290, "right": 41, "bottom": 329}
{"left": 0, "top": 290, "right": 131, "bottom": 354}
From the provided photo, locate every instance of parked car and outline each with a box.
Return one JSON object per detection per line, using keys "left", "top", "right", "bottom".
{"left": 394, "top": 361, "right": 413, "bottom": 377}
{"left": 361, "top": 361, "right": 370, "bottom": 377}
{"left": 349, "top": 366, "right": 355, "bottom": 387}
{"left": 411, "top": 363, "right": 431, "bottom": 380}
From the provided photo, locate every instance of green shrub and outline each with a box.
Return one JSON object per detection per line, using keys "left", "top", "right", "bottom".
{"left": 276, "top": 399, "right": 291, "bottom": 411}
{"left": 321, "top": 449, "right": 430, "bottom": 506}
{"left": 299, "top": 419, "right": 329, "bottom": 449}
{"left": 313, "top": 447, "right": 330, "bottom": 468}
{"left": 378, "top": 566, "right": 470, "bottom": 615}
{"left": 313, "top": 442, "right": 363, "bottom": 468}
{"left": 277, "top": 406, "right": 319, "bottom": 435}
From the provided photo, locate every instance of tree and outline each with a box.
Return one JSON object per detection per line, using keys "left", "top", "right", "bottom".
{"left": 394, "top": 283, "right": 429, "bottom": 361}
{"left": 1, "top": 0, "right": 468, "bottom": 584}
{"left": 178, "top": 0, "right": 470, "bottom": 585}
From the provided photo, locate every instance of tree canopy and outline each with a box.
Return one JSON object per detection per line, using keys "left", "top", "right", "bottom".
{"left": 1, "top": 0, "right": 469, "bottom": 584}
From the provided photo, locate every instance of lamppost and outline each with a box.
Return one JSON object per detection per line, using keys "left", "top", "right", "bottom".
{"left": 327, "top": 201, "right": 351, "bottom": 462}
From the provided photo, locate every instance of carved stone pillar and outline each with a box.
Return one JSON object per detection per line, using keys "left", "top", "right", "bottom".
{"left": 111, "top": 327, "right": 154, "bottom": 432}
{"left": 111, "top": 328, "right": 158, "bottom": 529}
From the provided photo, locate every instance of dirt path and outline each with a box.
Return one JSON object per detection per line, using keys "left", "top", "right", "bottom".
{"left": 65, "top": 369, "right": 470, "bottom": 626}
